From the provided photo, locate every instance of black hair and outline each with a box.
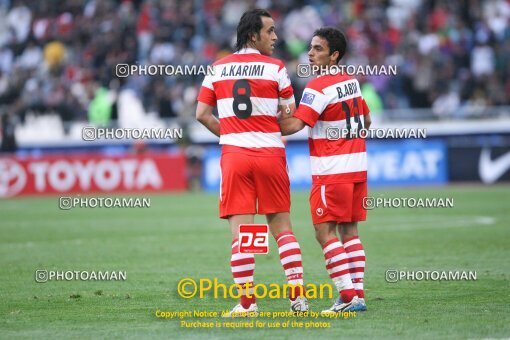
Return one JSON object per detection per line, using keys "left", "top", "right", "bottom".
{"left": 235, "top": 9, "right": 272, "bottom": 51}
{"left": 313, "top": 27, "right": 347, "bottom": 64}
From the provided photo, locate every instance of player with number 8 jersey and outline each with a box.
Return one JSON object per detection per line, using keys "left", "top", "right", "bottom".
{"left": 198, "top": 47, "right": 293, "bottom": 157}
{"left": 195, "top": 9, "right": 308, "bottom": 316}
{"left": 196, "top": 15, "right": 294, "bottom": 218}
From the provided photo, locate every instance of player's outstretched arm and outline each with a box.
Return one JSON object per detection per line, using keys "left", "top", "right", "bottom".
{"left": 196, "top": 102, "right": 220, "bottom": 137}
{"left": 279, "top": 116, "right": 306, "bottom": 136}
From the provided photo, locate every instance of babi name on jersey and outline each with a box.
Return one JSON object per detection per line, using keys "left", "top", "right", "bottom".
{"left": 336, "top": 80, "right": 359, "bottom": 99}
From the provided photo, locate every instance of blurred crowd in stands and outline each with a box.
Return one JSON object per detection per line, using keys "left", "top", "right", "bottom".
{"left": 0, "top": 0, "right": 509, "bottom": 128}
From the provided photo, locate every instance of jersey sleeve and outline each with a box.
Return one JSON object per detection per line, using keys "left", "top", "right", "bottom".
{"left": 293, "top": 87, "right": 328, "bottom": 128}
{"left": 197, "top": 72, "right": 217, "bottom": 107}
{"left": 277, "top": 64, "right": 294, "bottom": 100}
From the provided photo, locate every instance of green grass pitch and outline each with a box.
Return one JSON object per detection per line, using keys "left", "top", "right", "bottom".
{"left": 1, "top": 186, "right": 509, "bottom": 339}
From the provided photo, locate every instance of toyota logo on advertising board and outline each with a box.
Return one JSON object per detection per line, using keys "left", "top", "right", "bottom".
{"left": 0, "top": 154, "right": 187, "bottom": 197}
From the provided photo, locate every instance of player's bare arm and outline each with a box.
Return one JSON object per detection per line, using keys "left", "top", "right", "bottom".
{"left": 279, "top": 115, "right": 305, "bottom": 136}
{"left": 195, "top": 102, "right": 220, "bottom": 137}
{"left": 278, "top": 97, "right": 303, "bottom": 135}
{"left": 278, "top": 100, "right": 296, "bottom": 120}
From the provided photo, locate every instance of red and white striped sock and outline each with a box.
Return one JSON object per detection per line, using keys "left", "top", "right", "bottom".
{"left": 231, "top": 239, "right": 255, "bottom": 308}
{"left": 322, "top": 238, "right": 357, "bottom": 303}
{"left": 344, "top": 236, "right": 365, "bottom": 299}
{"left": 276, "top": 231, "right": 304, "bottom": 300}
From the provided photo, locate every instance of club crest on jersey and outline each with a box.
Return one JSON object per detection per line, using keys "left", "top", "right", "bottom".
{"left": 301, "top": 92, "right": 315, "bottom": 105}
{"left": 316, "top": 208, "right": 324, "bottom": 216}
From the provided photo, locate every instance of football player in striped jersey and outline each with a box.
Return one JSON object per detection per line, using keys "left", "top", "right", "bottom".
{"left": 280, "top": 27, "right": 372, "bottom": 313}
{"left": 196, "top": 9, "right": 308, "bottom": 316}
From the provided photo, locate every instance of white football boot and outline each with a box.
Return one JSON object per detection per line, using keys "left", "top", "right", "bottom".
{"left": 290, "top": 296, "right": 309, "bottom": 313}
{"left": 321, "top": 296, "right": 364, "bottom": 315}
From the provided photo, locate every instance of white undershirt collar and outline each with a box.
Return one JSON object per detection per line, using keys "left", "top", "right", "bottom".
{"left": 235, "top": 47, "right": 261, "bottom": 54}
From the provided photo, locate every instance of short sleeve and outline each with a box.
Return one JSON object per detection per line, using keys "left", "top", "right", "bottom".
{"left": 197, "top": 73, "right": 217, "bottom": 107}
{"left": 277, "top": 65, "right": 293, "bottom": 100}
{"left": 293, "top": 88, "right": 329, "bottom": 127}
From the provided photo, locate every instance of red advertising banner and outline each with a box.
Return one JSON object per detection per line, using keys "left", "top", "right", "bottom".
{"left": 0, "top": 152, "right": 187, "bottom": 197}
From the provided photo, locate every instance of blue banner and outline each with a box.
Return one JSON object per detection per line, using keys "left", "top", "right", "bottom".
{"left": 201, "top": 139, "right": 448, "bottom": 191}
{"left": 366, "top": 139, "right": 447, "bottom": 186}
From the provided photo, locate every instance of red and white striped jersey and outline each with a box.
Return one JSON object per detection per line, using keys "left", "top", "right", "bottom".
{"left": 197, "top": 48, "right": 293, "bottom": 156}
{"left": 293, "top": 73, "right": 370, "bottom": 184}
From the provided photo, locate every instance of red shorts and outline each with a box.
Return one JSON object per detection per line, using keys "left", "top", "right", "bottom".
{"left": 219, "top": 153, "right": 290, "bottom": 219}
{"left": 309, "top": 182, "right": 367, "bottom": 225}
